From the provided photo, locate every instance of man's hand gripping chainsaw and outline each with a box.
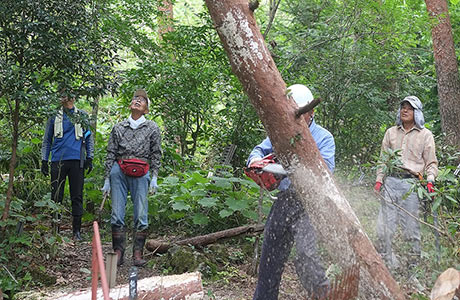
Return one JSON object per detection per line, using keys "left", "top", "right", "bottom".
{"left": 244, "top": 154, "right": 287, "bottom": 191}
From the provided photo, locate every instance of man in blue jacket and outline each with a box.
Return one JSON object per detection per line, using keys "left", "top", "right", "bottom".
{"left": 41, "top": 91, "right": 94, "bottom": 240}
{"left": 248, "top": 84, "right": 335, "bottom": 300}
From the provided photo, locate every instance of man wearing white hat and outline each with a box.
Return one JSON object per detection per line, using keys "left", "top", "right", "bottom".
{"left": 247, "top": 84, "right": 335, "bottom": 300}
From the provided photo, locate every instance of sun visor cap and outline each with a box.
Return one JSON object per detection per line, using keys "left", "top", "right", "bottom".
{"left": 401, "top": 96, "right": 422, "bottom": 111}
{"left": 133, "top": 89, "right": 150, "bottom": 109}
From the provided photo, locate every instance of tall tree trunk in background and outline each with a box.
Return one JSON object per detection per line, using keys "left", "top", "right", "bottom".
{"left": 91, "top": 96, "right": 99, "bottom": 134}
{"left": 1, "top": 98, "right": 20, "bottom": 223}
{"left": 204, "top": 1, "right": 405, "bottom": 299}
{"left": 425, "top": 0, "right": 460, "bottom": 147}
{"left": 158, "top": 0, "right": 174, "bottom": 37}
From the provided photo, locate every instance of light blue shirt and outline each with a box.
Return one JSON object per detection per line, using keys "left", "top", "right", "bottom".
{"left": 247, "top": 120, "right": 335, "bottom": 191}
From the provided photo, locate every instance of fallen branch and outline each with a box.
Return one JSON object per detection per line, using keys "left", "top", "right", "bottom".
{"left": 146, "top": 224, "right": 265, "bottom": 254}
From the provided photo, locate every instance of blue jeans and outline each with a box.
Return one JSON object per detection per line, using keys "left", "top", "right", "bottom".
{"left": 110, "top": 163, "right": 150, "bottom": 231}
{"left": 253, "top": 188, "right": 329, "bottom": 300}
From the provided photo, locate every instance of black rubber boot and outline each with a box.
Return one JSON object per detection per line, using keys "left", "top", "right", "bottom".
{"left": 72, "top": 216, "right": 82, "bottom": 241}
{"left": 112, "top": 226, "right": 126, "bottom": 266}
{"left": 133, "top": 231, "right": 148, "bottom": 267}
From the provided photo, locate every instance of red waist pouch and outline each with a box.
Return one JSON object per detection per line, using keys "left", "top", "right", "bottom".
{"left": 118, "top": 159, "right": 149, "bottom": 177}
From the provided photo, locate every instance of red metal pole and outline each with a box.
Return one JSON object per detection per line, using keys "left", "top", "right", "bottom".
{"left": 91, "top": 234, "right": 99, "bottom": 300}
{"left": 92, "top": 221, "right": 111, "bottom": 300}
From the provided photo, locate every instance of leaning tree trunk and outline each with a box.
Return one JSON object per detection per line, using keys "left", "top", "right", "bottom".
{"left": 425, "top": 0, "right": 460, "bottom": 147}
{"left": 204, "top": 1, "right": 405, "bottom": 299}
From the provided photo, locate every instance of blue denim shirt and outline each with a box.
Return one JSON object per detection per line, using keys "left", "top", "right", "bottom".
{"left": 247, "top": 120, "right": 335, "bottom": 191}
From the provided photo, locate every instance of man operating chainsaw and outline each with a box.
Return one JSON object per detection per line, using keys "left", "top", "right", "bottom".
{"left": 374, "top": 96, "right": 438, "bottom": 270}
{"left": 247, "top": 84, "right": 335, "bottom": 300}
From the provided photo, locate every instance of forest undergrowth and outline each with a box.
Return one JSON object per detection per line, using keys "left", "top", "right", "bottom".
{"left": 8, "top": 171, "right": 459, "bottom": 300}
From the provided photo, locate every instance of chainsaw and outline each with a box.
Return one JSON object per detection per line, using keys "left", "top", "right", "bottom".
{"left": 244, "top": 153, "right": 287, "bottom": 191}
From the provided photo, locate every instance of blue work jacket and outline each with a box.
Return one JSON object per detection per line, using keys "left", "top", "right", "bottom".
{"left": 247, "top": 120, "right": 335, "bottom": 191}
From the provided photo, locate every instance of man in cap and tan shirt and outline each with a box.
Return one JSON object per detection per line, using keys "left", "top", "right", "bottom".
{"left": 374, "top": 95, "right": 438, "bottom": 269}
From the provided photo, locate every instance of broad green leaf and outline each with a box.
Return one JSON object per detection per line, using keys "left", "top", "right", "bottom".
{"left": 34, "top": 201, "right": 48, "bottom": 207}
{"left": 219, "top": 209, "right": 233, "bottom": 218}
{"left": 213, "top": 178, "right": 232, "bottom": 189}
{"left": 172, "top": 201, "right": 190, "bottom": 211}
{"left": 191, "top": 189, "right": 206, "bottom": 197}
{"left": 198, "top": 197, "right": 218, "bottom": 208}
{"left": 31, "top": 138, "right": 42, "bottom": 144}
{"left": 225, "top": 197, "right": 249, "bottom": 212}
{"left": 446, "top": 195, "right": 458, "bottom": 203}
{"left": 168, "top": 211, "right": 186, "bottom": 220}
{"left": 163, "top": 176, "right": 180, "bottom": 185}
{"left": 192, "top": 213, "right": 209, "bottom": 225}
{"left": 432, "top": 198, "right": 442, "bottom": 211}
{"left": 191, "top": 172, "right": 208, "bottom": 183}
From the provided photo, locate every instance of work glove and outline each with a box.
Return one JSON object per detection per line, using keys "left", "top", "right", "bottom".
{"left": 248, "top": 157, "right": 263, "bottom": 168}
{"left": 149, "top": 176, "right": 158, "bottom": 194}
{"left": 101, "top": 178, "right": 111, "bottom": 197}
{"left": 374, "top": 182, "right": 382, "bottom": 193}
{"left": 427, "top": 181, "right": 435, "bottom": 194}
{"left": 84, "top": 158, "right": 93, "bottom": 174}
{"left": 41, "top": 160, "right": 49, "bottom": 176}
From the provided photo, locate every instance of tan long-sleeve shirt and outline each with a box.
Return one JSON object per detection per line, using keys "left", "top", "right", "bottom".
{"left": 376, "top": 125, "right": 438, "bottom": 183}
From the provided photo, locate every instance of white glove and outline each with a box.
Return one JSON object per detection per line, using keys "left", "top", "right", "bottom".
{"left": 149, "top": 176, "right": 158, "bottom": 194}
{"left": 248, "top": 157, "right": 263, "bottom": 167}
{"left": 101, "top": 178, "right": 111, "bottom": 196}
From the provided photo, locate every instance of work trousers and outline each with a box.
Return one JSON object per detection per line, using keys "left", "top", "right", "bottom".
{"left": 253, "top": 188, "right": 329, "bottom": 300}
{"left": 376, "top": 176, "right": 421, "bottom": 268}
{"left": 110, "top": 163, "right": 150, "bottom": 231}
{"left": 51, "top": 160, "right": 84, "bottom": 217}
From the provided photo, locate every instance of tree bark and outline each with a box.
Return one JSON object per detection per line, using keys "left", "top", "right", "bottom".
{"left": 1, "top": 98, "right": 20, "bottom": 223}
{"left": 204, "top": 1, "right": 405, "bottom": 299}
{"left": 146, "top": 224, "right": 264, "bottom": 254}
{"left": 425, "top": 0, "right": 460, "bottom": 147}
{"left": 158, "top": 0, "right": 174, "bottom": 37}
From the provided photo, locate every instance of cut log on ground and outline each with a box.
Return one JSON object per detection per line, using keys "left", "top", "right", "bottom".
{"left": 16, "top": 272, "right": 203, "bottom": 300}
{"left": 146, "top": 224, "right": 265, "bottom": 254}
{"left": 204, "top": 1, "right": 405, "bottom": 299}
{"left": 430, "top": 268, "right": 460, "bottom": 300}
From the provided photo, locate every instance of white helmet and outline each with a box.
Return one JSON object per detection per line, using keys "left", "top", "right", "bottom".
{"left": 287, "top": 84, "right": 314, "bottom": 108}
